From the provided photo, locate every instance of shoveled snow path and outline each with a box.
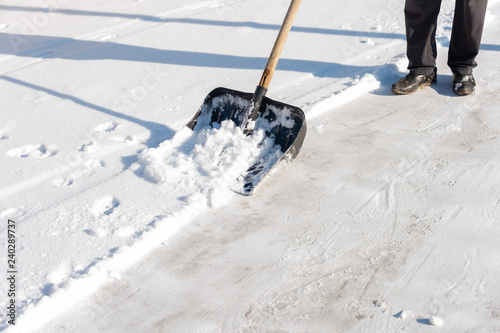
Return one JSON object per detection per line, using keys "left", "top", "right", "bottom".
{"left": 39, "top": 49, "right": 500, "bottom": 332}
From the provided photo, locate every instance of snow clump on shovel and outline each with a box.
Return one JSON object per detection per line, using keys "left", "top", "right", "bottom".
{"left": 137, "top": 120, "right": 280, "bottom": 206}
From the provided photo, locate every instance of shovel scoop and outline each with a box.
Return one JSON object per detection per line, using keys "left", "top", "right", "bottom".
{"left": 186, "top": 0, "right": 306, "bottom": 195}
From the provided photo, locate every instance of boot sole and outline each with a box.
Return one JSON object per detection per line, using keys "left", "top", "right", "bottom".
{"left": 391, "top": 77, "right": 437, "bottom": 95}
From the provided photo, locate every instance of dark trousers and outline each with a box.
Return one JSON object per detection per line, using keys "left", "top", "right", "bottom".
{"left": 404, "top": 0, "right": 488, "bottom": 75}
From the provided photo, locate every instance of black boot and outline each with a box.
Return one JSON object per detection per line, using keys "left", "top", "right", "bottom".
{"left": 391, "top": 67, "right": 437, "bottom": 95}
{"left": 452, "top": 73, "right": 476, "bottom": 96}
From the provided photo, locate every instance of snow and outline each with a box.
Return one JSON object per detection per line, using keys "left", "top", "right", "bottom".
{"left": 1, "top": 0, "right": 500, "bottom": 332}
{"left": 430, "top": 316, "right": 445, "bottom": 327}
{"left": 137, "top": 120, "right": 280, "bottom": 204}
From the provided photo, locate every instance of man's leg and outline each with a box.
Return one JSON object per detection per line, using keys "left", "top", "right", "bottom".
{"left": 405, "top": 0, "right": 443, "bottom": 75}
{"left": 448, "top": 0, "right": 488, "bottom": 75}
{"left": 391, "top": 0, "right": 441, "bottom": 94}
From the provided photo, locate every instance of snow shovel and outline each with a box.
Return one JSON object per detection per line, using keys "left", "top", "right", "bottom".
{"left": 187, "top": 0, "right": 306, "bottom": 195}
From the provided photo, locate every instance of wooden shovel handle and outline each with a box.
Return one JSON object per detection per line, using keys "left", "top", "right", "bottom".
{"left": 258, "top": 0, "right": 302, "bottom": 89}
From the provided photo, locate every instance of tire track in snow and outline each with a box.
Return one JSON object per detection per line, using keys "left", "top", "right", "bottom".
{"left": 385, "top": 240, "right": 436, "bottom": 298}
{"left": 364, "top": 240, "right": 437, "bottom": 333}
{"left": 187, "top": 250, "right": 289, "bottom": 333}
{"left": 298, "top": 82, "right": 475, "bottom": 331}
{"left": 185, "top": 214, "right": 344, "bottom": 332}
{"left": 371, "top": 206, "right": 464, "bottom": 330}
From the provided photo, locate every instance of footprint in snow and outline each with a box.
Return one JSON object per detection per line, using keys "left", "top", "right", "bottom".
{"left": 75, "top": 121, "right": 118, "bottom": 155}
{"left": 7, "top": 144, "right": 57, "bottom": 158}
{"left": 84, "top": 228, "right": 108, "bottom": 238}
{"left": 110, "top": 135, "right": 141, "bottom": 145}
{"left": 93, "top": 121, "right": 118, "bottom": 134}
{"left": 78, "top": 140, "right": 97, "bottom": 152}
{"left": 81, "top": 121, "right": 118, "bottom": 148}
{"left": 52, "top": 159, "right": 105, "bottom": 188}
{"left": 52, "top": 177, "right": 73, "bottom": 188}
{"left": 89, "top": 196, "right": 120, "bottom": 217}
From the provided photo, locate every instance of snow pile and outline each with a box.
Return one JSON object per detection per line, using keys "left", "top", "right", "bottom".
{"left": 137, "top": 89, "right": 297, "bottom": 198}
{"left": 306, "top": 73, "right": 381, "bottom": 119}
{"left": 137, "top": 121, "right": 280, "bottom": 207}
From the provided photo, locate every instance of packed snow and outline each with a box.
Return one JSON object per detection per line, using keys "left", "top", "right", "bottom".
{"left": 1, "top": 0, "right": 500, "bottom": 332}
